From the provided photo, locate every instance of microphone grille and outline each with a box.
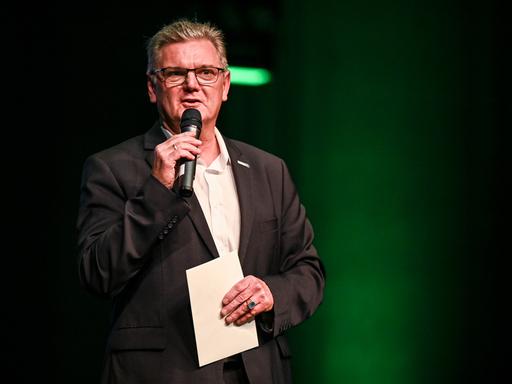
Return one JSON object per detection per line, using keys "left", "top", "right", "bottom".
{"left": 180, "top": 108, "right": 202, "bottom": 130}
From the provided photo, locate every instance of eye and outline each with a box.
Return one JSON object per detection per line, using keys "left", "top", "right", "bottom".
{"left": 197, "top": 68, "right": 216, "bottom": 77}
{"left": 163, "top": 68, "right": 186, "bottom": 78}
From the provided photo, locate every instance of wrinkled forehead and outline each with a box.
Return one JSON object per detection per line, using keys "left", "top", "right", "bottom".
{"left": 155, "top": 39, "right": 223, "bottom": 68}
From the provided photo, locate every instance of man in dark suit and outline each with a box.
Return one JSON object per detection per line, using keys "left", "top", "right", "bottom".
{"left": 77, "top": 18, "right": 325, "bottom": 384}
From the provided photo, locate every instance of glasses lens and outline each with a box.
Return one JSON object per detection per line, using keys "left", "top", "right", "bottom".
{"left": 161, "top": 68, "right": 187, "bottom": 85}
{"left": 155, "top": 67, "right": 222, "bottom": 87}
{"left": 195, "top": 67, "right": 219, "bottom": 83}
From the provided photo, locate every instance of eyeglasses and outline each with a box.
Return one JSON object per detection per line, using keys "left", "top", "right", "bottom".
{"left": 150, "top": 66, "right": 226, "bottom": 87}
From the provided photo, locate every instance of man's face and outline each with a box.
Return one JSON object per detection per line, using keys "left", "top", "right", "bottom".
{"left": 147, "top": 39, "right": 230, "bottom": 133}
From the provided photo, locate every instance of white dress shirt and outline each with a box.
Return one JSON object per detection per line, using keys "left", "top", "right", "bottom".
{"left": 162, "top": 127, "right": 241, "bottom": 255}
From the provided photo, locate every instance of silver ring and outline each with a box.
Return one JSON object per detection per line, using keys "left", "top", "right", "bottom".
{"left": 247, "top": 300, "right": 257, "bottom": 311}
{"left": 173, "top": 143, "right": 179, "bottom": 151}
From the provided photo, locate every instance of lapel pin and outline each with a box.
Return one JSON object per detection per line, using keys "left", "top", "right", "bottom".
{"left": 237, "top": 160, "right": 250, "bottom": 168}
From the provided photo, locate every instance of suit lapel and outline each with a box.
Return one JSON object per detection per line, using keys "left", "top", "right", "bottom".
{"left": 144, "top": 122, "right": 220, "bottom": 259}
{"left": 143, "top": 121, "right": 163, "bottom": 169}
{"left": 226, "top": 139, "right": 255, "bottom": 265}
{"left": 185, "top": 194, "right": 220, "bottom": 259}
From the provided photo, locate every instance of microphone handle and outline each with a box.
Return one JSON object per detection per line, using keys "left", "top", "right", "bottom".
{"left": 179, "top": 126, "right": 201, "bottom": 197}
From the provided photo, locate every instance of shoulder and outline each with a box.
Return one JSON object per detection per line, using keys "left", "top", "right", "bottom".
{"left": 224, "top": 137, "right": 284, "bottom": 166}
{"left": 85, "top": 122, "right": 162, "bottom": 165}
{"left": 223, "top": 136, "right": 297, "bottom": 188}
{"left": 91, "top": 134, "right": 146, "bottom": 163}
{"left": 79, "top": 135, "right": 146, "bottom": 184}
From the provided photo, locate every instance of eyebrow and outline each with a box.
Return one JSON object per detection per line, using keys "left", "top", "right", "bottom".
{"left": 162, "top": 65, "right": 221, "bottom": 69}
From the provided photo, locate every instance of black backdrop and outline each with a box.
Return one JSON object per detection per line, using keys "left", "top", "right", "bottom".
{"left": 6, "top": 1, "right": 507, "bottom": 383}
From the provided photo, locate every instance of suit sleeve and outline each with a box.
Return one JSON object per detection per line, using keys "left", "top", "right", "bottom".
{"left": 261, "top": 159, "right": 326, "bottom": 337}
{"left": 76, "top": 154, "right": 189, "bottom": 298}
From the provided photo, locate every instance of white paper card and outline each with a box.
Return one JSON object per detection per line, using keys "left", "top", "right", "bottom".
{"left": 186, "top": 250, "right": 259, "bottom": 367}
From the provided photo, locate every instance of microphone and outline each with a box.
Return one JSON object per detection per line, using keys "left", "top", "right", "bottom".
{"left": 179, "top": 108, "right": 202, "bottom": 197}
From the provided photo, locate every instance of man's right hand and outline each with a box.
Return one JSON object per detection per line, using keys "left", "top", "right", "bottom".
{"left": 152, "top": 131, "right": 202, "bottom": 189}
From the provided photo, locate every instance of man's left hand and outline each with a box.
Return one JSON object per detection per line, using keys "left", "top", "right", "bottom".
{"left": 221, "top": 275, "right": 274, "bottom": 326}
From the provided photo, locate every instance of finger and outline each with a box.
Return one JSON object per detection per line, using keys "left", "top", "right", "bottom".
{"left": 169, "top": 130, "right": 200, "bottom": 138}
{"left": 222, "top": 276, "right": 253, "bottom": 305}
{"left": 221, "top": 290, "right": 253, "bottom": 320}
{"left": 174, "top": 135, "right": 202, "bottom": 147}
{"left": 162, "top": 133, "right": 201, "bottom": 148}
{"left": 176, "top": 130, "right": 202, "bottom": 141}
{"left": 167, "top": 140, "right": 202, "bottom": 155}
{"left": 221, "top": 278, "right": 251, "bottom": 315}
{"left": 155, "top": 139, "right": 199, "bottom": 161}
{"left": 174, "top": 150, "right": 196, "bottom": 163}
{"left": 225, "top": 299, "right": 261, "bottom": 325}
{"left": 235, "top": 302, "right": 264, "bottom": 326}
{"left": 171, "top": 142, "right": 201, "bottom": 157}
{"left": 234, "top": 313, "right": 254, "bottom": 326}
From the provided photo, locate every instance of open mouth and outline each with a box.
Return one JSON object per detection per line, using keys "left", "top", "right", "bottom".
{"left": 182, "top": 99, "right": 201, "bottom": 106}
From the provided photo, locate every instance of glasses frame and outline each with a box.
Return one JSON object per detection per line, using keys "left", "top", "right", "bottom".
{"left": 150, "top": 66, "right": 227, "bottom": 87}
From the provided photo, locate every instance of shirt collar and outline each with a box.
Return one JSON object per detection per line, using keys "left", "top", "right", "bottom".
{"left": 214, "top": 128, "right": 231, "bottom": 168}
{"left": 161, "top": 125, "right": 172, "bottom": 139}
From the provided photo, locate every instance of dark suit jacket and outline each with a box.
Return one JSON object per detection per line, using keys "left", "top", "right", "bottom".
{"left": 77, "top": 122, "right": 325, "bottom": 384}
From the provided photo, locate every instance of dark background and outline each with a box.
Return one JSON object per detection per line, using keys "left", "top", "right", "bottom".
{"left": 7, "top": 0, "right": 506, "bottom": 383}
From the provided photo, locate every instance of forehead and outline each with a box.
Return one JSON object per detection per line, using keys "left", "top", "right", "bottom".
{"left": 157, "top": 39, "right": 221, "bottom": 68}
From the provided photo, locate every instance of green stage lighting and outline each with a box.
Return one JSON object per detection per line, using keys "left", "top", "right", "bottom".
{"left": 229, "top": 66, "right": 272, "bottom": 86}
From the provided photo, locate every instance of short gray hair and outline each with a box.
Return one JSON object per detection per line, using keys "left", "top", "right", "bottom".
{"left": 146, "top": 19, "right": 228, "bottom": 72}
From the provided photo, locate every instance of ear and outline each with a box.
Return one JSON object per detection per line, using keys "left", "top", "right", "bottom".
{"left": 147, "top": 75, "right": 158, "bottom": 103}
{"left": 222, "top": 70, "right": 231, "bottom": 102}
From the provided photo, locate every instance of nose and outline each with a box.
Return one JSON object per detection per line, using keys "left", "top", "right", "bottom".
{"left": 183, "top": 70, "right": 200, "bottom": 91}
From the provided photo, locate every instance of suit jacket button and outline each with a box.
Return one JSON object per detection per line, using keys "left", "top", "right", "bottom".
{"left": 158, "top": 233, "right": 164, "bottom": 240}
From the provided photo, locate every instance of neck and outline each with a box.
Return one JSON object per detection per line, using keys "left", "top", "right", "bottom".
{"left": 198, "top": 127, "right": 220, "bottom": 166}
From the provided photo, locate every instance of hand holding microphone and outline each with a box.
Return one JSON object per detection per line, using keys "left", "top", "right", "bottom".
{"left": 178, "top": 109, "right": 202, "bottom": 197}
{"left": 151, "top": 109, "right": 202, "bottom": 191}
